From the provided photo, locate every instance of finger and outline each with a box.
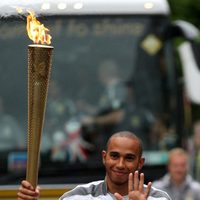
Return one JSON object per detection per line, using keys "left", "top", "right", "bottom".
{"left": 17, "top": 187, "right": 39, "bottom": 199}
{"left": 128, "top": 173, "right": 133, "bottom": 193}
{"left": 133, "top": 170, "right": 139, "bottom": 190}
{"left": 17, "top": 191, "right": 38, "bottom": 200}
{"left": 18, "top": 185, "right": 38, "bottom": 196}
{"left": 145, "top": 182, "right": 152, "bottom": 198}
{"left": 139, "top": 173, "right": 144, "bottom": 192}
{"left": 114, "top": 192, "right": 124, "bottom": 200}
{"left": 21, "top": 180, "right": 34, "bottom": 190}
{"left": 18, "top": 184, "right": 39, "bottom": 199}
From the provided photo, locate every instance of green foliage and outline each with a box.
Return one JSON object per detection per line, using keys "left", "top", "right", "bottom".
{"left": 168, "top": 0, "right": 200, "bottom": 29}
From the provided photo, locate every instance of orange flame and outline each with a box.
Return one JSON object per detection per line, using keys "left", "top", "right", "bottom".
{"left": 26, "top": 11, "right": 52, "bottom": 45}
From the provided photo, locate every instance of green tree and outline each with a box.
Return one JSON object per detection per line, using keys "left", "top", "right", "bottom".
{"left": 168, "top": 0, "right": 200, "bottom": 29}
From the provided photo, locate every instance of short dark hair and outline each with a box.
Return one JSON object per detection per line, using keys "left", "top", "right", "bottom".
{"left": 106, "top": 131, "right": 143, "bottom": 157}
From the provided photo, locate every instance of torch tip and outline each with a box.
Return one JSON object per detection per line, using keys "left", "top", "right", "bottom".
{"left": 28, "top": 44, "right": 53, "bottom": 49}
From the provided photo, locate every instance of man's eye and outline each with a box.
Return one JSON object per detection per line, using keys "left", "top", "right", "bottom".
{"left": 110, "top": 154, "right": 118, "bottom": 159}
{"left": 126, "top": 156, "right": 135, "bottom": 161}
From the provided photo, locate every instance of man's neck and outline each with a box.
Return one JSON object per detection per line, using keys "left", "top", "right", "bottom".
{"left": 171, "top": 178, "right": 185, "bottom": 187}
{"left": 107, "top": 180, "right": 128, "bottom": 196}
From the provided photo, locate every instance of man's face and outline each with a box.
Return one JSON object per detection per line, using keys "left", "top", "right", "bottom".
{"left": 102, "top": 136, "right": 144, "bottom": 188}
{"left": 168, "top": 154, "right": 188, "bottom": 185}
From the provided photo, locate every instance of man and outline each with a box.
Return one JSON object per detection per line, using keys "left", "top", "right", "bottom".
{"left": 152, "top": 148, "right": 200, "bottom": 200}
{"left": 18, "top": 131, "right": 171, "bottom": 200}
{"left": 187, "top": 120, "right": 200, "bottom": 181}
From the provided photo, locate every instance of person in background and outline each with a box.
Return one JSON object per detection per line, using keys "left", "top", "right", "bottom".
{"left": 78, "top": 59, "right": 126, "bottom": 116}
{"left": 45, "top": 80, "right": 92, "bottom": 162}
{"left": 97, "top": 59, "right": 126, "bottom": 114}
{"left": 17, "top": 131, "right": 171, "bottom": 200}
{"left": 82, "top": 80, "right": 155, "bottom": 149}
{"left": 80, "top": 59, "right": 127, "bottom": 151}
{"left": 187, "top": 120, "right": 200, "bottom": 181}
{"left": 113, "top": 80, "right": 155, "bottom": 149}
{"left": 152, "top": 148, "right": 200, "bottom": 200}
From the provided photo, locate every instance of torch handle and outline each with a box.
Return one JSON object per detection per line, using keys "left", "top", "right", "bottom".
{"left": 26, "top": 45, "right": 53, "bottom": 188}
{"left": 26, "top": 82, "right": 45, "bottom": 188}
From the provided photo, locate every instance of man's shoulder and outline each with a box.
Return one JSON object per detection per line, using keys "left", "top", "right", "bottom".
{"left": 149, "top": 185, "right": 171, "bottom": 200}
{"left": 152, "top": 174, "right": 170, "bottom": 189}
{"left": 59, "top": 180, "right": 106, "bottom": 200}
{"left": 188, "top": 177, "right": 200, "bottom": 190}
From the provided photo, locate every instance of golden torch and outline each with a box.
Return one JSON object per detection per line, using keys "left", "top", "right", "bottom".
{"left": 26, "top": 11, "right": 53, "bottom": 189}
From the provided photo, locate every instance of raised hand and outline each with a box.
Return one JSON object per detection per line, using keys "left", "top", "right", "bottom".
{"left": 114, "top": 171, "right": 152, "bottom": 200}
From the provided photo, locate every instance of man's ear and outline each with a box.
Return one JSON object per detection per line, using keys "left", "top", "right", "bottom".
{"left": 102, "top": 150, "right": 106, "bottom": 165}
{"left": 138, "top": 157, "right": 145, "bottom": 171}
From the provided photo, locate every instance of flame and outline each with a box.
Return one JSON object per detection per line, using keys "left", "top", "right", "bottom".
{"left": 26, "top": 11, "right": 52, "bottom": 45}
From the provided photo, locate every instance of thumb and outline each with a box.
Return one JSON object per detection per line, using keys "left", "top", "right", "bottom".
{"left": 114, "top": 192, "right": 124, "bottom": 200}
{"left": 34, "top": 186, "right": 40, "bottom": 197}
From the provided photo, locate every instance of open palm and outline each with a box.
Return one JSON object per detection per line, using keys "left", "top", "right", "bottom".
{"left": 114, "top": 171, "right": 152, "bottom": 200}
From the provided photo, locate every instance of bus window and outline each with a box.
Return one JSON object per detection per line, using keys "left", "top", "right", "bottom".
{"left": 0, "top": 15, "right": 178, "bottom": 183}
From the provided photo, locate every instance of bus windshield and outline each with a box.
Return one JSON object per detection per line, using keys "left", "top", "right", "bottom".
{"left": 0, "top": 14, "right": 178, "bottom": 183}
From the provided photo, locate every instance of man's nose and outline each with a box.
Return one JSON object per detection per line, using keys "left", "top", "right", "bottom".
{"left": 116, "top": 158, "right": 125, "bottom": 168}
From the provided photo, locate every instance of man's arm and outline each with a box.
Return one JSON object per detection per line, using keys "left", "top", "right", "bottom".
{"left": 17, "top": 180, "right": 40, "bottom": 200}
